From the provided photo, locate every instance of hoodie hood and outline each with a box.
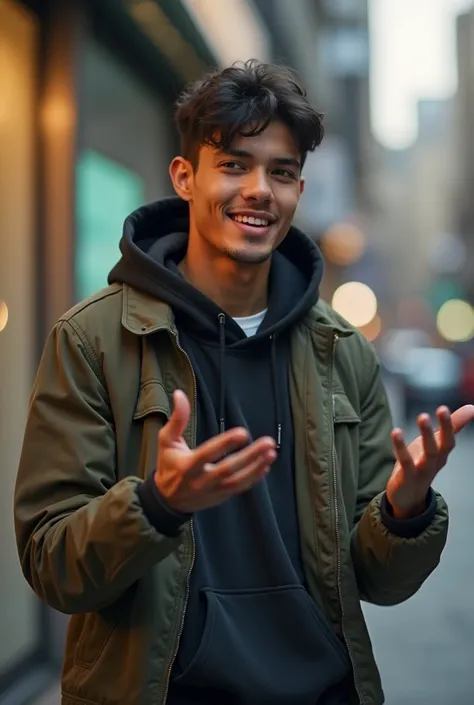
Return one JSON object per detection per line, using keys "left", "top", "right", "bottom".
{"left": 108, "top": 196, "right": 324, "bottom": 346}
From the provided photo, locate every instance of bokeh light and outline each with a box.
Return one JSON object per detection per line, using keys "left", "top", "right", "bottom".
{"left": 321, "top": 222, "right": 366, "bottom": 267}
{"left": 332, "top": 281, "right": 378, "bottom": 328}
{"left": 436, "top": 299, "right": 474, "bottom": 342}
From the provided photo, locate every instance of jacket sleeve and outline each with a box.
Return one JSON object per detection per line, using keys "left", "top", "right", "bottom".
{"left": 14, "top": 319, "right": 185, "bottom": 615}
{"left": 350, "top": 342, "right": 449, "bottom": 606}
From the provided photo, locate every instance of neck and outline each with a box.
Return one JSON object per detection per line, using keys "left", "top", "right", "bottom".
{"left": 180, "top": 240, "right": 270, "bottom": 318}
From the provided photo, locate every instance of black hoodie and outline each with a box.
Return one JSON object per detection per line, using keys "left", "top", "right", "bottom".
{"left": 109, "top": 197, "right": 351, "bottom": 705}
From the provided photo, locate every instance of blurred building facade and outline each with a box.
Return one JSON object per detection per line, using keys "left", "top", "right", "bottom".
{"left": 0, "top": 1, "right": 375, "bottom": 703}
{"left": 371, "top": 8, "right": 474, "bottom": 345}
{"left": 453, "top": 8, "right": 474, "bottom": 304}
{"left": 388, "top": 99, "right": 456, "bottom": 305}
{"left": 370, "top": 98, "right": 465, "bottom": 338}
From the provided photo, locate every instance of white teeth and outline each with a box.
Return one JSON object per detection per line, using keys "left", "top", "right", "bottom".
{"left": 231, "top": 214, "right": 269, "bottom": 227}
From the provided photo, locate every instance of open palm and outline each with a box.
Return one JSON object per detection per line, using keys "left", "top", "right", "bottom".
{"left": 386, "top": 404, "right": 474, "bottom": 519}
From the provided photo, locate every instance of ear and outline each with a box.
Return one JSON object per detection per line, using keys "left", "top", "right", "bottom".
{"left": 169, "top": 157, "right": 194, "bottom": 201}
{"left": 299, "top": 176, "right": 305, "bottom": 196}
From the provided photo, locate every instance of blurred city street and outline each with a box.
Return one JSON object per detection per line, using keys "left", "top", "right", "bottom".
{"left": 364, "top": 420, "right": 474, "bottom": 705}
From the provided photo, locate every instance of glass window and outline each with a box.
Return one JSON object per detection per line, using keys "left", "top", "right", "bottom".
{"left": 76, "top": 34, "right": 175, "bottom": 300}
{"left": 76, "top": 150, "right": 145, "bottom": 299}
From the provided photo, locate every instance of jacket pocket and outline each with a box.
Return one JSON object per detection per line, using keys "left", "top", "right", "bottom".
{"left": 174, "top": 585, "right": 349, "bottom": 703}
{"left": 133, "top": 380, "right": 171, "bottom": 421}
{"left": 332, "top": 392, "right": 361, "bottom": 516}
{"left": 132, "top": 380, "right": 171, "bottom": 480}
{"left": 74, "top": 611, "right": 116, "bottom": 669}
{"left": 333, "top": 392, "right": 361, "bottom": 425}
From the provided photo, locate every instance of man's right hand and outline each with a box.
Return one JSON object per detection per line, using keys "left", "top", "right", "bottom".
{"left": 155, "top": 390, "right": 277, "bottom": 514}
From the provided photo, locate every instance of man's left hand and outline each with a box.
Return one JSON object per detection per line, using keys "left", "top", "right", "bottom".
{"left": 386, "top": 404, "right": 474, "bottom": 520}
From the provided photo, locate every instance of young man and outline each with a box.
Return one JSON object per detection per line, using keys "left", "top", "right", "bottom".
{"left": 14, "top": 61, "right": 473, "bottom": 705}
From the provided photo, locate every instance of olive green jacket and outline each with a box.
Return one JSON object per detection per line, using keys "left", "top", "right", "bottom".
{"left": 14, "top": 283, "right": 448, "bottom": 705}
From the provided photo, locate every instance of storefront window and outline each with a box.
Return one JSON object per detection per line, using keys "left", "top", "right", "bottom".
{"left": 76, "top": 35, "right": 174, "bottom": 301}
{"left": 76, "top": 150, "right": 144, "bottom": 299}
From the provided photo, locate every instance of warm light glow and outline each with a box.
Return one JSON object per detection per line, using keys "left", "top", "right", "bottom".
{"left": 332, "top": 282, "right": 378, "bottom": 328}
{"left": 436, "top": 299, "right": 474, "bottom": 342}
{"left": 40, "top": 94, "right": 75, "bottom": 133}
{"left": 0, "top": 38, "right": 14, "bottom": 126}
{"left": 321, "top": 222, "right": 366, "bottom": 266}
{"left": 0, "top": 300, "right": 8, "bottom": 331}
{"left": 359, "top": 314, "right": 382, "bottom": 342}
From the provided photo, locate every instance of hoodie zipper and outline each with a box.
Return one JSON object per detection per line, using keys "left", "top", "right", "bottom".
{"left": 330, "top": 332, "right": 365, "bottom": 705}
{"left": 162, "top": 335, "right": 197, "bottom": 705}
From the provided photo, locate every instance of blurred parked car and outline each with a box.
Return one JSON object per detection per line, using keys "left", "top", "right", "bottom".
{"left": 380, "top": 328, "right": 432, "bottom": 377}
{"left": 402, "top": 347, "right": 463, "bottom": 418}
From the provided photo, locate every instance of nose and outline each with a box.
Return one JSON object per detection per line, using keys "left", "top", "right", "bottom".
{"left": 241, "top": 168, "right": 273, "bottom": 202}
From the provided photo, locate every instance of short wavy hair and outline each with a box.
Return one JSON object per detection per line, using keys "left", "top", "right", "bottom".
{"left": 174, "top": 59, "right": 324, "bottom": 169}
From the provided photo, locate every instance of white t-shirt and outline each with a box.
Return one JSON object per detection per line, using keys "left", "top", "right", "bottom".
{"left": 233, "top": 309, "right": 268, "bottom": 337}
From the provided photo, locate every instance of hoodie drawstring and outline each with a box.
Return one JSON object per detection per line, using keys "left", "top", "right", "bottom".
{"left": 217, "top": 314, "right": 282, "bottom": 450}
{"left": 270, "top": 334, "right": 282, "bottom": 450}
{"left": 218, "top": 313, "right": 226, "bottom": 434}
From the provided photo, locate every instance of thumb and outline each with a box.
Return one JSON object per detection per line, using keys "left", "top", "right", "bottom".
{"left": 450, "top": 404, "right": 474, "bottom": 434}
{"left": 160, "top": 390, "right": 191, "bottom": 445}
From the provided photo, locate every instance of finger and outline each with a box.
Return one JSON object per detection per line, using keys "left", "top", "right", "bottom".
{"left": 217, "top": 454, "right": 275, "bottom": 495}
{"left": 160, "top": 390, "right": 191, "bottom": 445}
{"left": 391, "top": 428, "right": 416, "bottom": 472}
{"left": 449, "top": 404, "right": 474, "bottom": 434}
{"left": 208, "top": 439, "right": 277, "bottom": 480}
{"left": 417, "top": 414, "right": 438, "bottom": 459}
{"left": 191, "top": 427, "right": 252, "bottom": 468}
{"left": 436, "top": 406, "right": 455, "bottom": 454}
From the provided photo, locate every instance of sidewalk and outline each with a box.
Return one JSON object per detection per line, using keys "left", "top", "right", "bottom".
{"left": 32, "top": 684, "right": 60, "bottom": 705}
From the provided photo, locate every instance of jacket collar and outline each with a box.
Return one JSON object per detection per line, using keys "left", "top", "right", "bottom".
{"left": 121, "top": 284, "right": 177, "bottom": 336}
{"left": 121, "top": 283, "right": 354, "bottom": 338}
{"left": 304, "top": 300, "right": 355, "bottom": 337}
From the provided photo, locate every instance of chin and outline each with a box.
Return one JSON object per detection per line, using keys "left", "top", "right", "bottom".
{"left": 223, "top": 246, "right": 273, "bottom": 265}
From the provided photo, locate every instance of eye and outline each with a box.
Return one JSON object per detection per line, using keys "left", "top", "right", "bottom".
{"left": 273, "top": 168, "right": 297, "bottom": 180}
{"left": 220, "top": 161, "right": 245, "bottom": 171}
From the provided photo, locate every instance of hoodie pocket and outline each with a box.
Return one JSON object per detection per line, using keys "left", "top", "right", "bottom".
{"left": 174, "top": 585, "right": 349, "bottom": 702}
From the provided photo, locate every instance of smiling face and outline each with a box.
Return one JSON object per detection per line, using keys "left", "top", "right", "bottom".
{"left": 169, "top": 121, "right": 305, "bottom": 266}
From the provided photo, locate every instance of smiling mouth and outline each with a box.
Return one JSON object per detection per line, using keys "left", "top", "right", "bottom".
{"left": 227, "top": 214, "right": 272, "bottom": 228}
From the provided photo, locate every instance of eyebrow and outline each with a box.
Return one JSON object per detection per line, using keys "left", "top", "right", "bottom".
{"left": 219, "top": 147, "right": 301, "bottom": 170}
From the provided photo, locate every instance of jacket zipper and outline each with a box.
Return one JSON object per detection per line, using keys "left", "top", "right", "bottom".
{"left": 330, "top": 332, "right": 365, "bottom": 705}
{"left": 162, "top": 336, "right": 197, "bottom": 705}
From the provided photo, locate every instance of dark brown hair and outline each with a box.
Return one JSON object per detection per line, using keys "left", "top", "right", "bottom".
{"left": 174, "top": 59, "right": 324, "bottom": 168}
